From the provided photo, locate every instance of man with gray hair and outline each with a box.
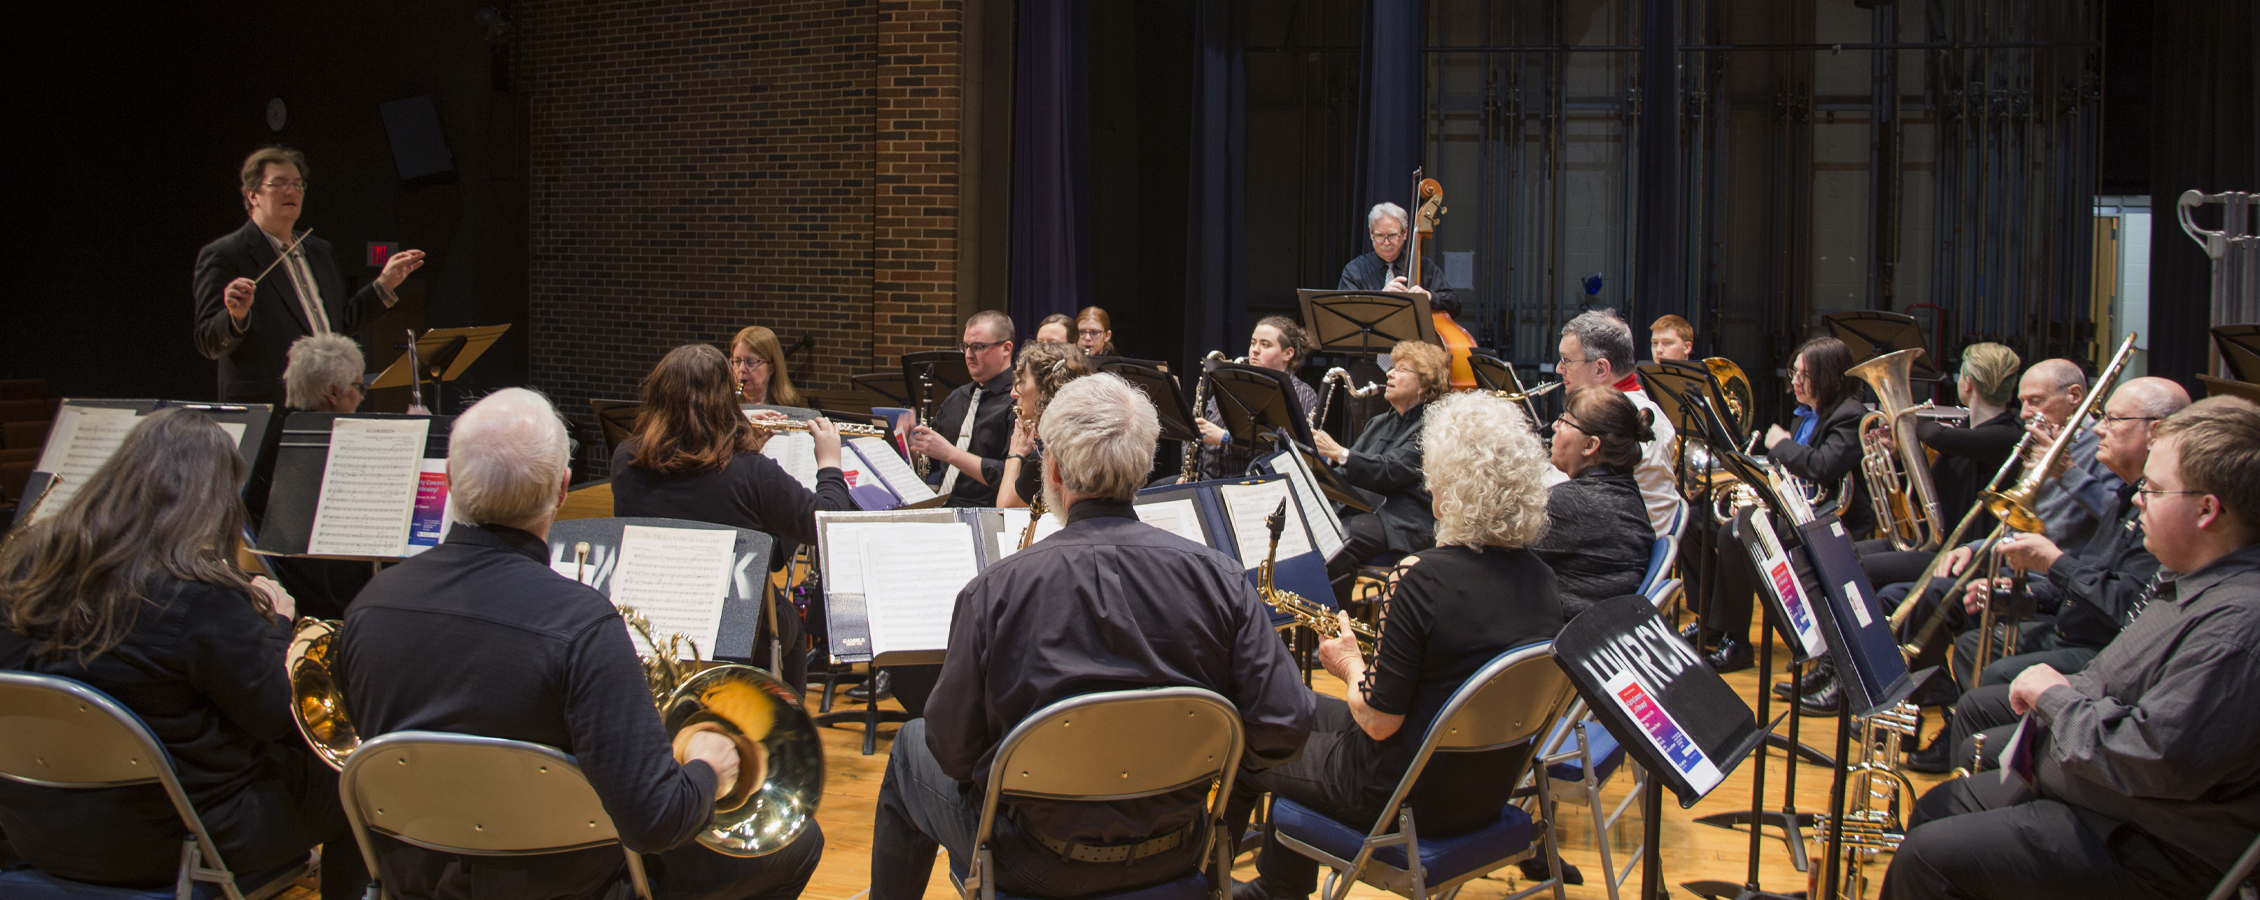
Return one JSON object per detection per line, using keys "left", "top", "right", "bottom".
{"left": 871, "top": 373, "right": 1313, "bottom": 900}
{"left": 1336, "top": 202, "right": 1458, "bottom": 316}
{"left": 1555, "top": 309, "right": 1681, "bottom": 535}
{"left": 338, "top": 388, "right": 824, "bottom": 899}
{"left": 282, "top": 333, "right": 367, "bottom": 412}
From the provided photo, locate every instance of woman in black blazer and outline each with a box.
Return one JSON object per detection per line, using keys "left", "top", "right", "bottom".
{"left": 0, "top": 409, "right": 364, "bottom": 897}
{"left": 1700, "top": 337, "right": 1869, "bottom": 674}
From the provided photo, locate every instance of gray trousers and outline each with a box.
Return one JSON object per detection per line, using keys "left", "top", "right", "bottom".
{"left": 1880, "top": 773, "right": 2215, "bottom": 899}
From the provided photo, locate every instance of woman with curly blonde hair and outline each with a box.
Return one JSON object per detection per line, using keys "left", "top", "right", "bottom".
{"left": 1232, "top": 390, "right": 1562, "bottom": 900}
{"left": 997, "top": 341, "right": 1095, "bottom": 508}
{"left": 1315, "top": 340, "right": 1452, "bottom": 595}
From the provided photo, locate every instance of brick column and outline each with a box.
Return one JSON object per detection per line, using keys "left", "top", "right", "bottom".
{"left": 873, "top": 0, "right": 965, "bottom": 367}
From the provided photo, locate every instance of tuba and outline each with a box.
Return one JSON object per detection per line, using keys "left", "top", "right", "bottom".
{"left": 286, "top": 561, "right": 824, "bottom": 857}
{"left": 1846, "top": 348, "right": 1948, "bottom": 551}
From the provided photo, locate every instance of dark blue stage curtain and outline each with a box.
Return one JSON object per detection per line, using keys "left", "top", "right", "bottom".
{"left": 1008, "top": 0, "right": 1091, "bottom": 342}
{"left": 1182, "top": 0, "right": 1246, "bottom": 373}
{"left": 2148, "top": 0, "right": 2259, "bottom": 389}
{"left": 1353, "top": 0, "right": 1425, "bottom": 244}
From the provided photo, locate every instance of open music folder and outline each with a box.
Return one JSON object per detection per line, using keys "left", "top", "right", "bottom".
{"left": 1135, "top": 474, "right": 1335, "bottom": 619}
{"left": 752, "top": 415, "right": 939, "bottom": 510}
{"left": 252, "top": 412, "right": 454, "bottom": 561}
{"left": 816, "top": 508, "right": 1003, "bottom": 667}
{"left": 15, "top": 399, "right": 273, "bottom": 529}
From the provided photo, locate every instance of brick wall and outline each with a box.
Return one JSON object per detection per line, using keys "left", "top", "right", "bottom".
{"left": 521, "top": 0, "right": 963, "bottom": 457}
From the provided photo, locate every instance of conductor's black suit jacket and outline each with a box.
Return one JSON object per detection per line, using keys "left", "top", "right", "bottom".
{"left": 193, "top": 220, "right": 391, "bottom": 403}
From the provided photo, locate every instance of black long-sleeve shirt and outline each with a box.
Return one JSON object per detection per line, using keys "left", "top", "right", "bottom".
{"left": 1916, "top": 407, "right": 2023, "bottom": 535}
{"left": 1767, "top": 395, "right": 1875, "bottom": 536}
{"left": 337, "top": 523, "right": 717, "bottom": 898}
{"left": 1334, "top": 403, "right": 1435, "bottom": 553}
{"left": 1530, "top": 465, "right": 1653, "bottom": 621}
{"left": 2032, "top": 543, "right": 2260, "bottom": 879}
{"left": 925, "top": 498, "right": 1314, "bottom": 846}
{"left": 609, "top": 439, "right": 856, "bottom": 567}
{"left": 1357, "top": 544, "right": 1562, "bottom": 832}
{"left": 1337, "top": 250, "right": 1458, "bottom": 316}
{"left": 0, "top": 578, "right": 301, "bottom": 885}
{"left": 926, "top": 370, "right": 1017, "bottom": 507}
{"left": 2042, "top": 483, "right": 2160, "bottom": 649}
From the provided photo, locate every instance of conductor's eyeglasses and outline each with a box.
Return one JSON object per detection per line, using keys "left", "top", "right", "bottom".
{"left": 261, "top": 179, "right": 308, "bottom": 193}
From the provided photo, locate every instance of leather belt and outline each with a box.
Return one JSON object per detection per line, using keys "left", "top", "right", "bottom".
{"left": 1034, "top": 822, "right": 1196, "bottom": 864}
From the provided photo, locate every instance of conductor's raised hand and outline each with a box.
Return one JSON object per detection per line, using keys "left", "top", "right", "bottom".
{"left": 223, "top": 277, "right": 257, "bottom": 325}
{"left": 376, "top": 249, "right": 427, "bottom": 291}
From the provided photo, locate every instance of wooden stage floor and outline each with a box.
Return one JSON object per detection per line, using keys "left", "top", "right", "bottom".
{"left": 283, "top": 626, "right": 1948, "bottom": 899}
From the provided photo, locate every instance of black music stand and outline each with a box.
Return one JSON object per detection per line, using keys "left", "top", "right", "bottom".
{"left": 1099, "top": 359, "right": 1200, "bottom": 445}
{"left": 2211, "top": 324, "right": 2260, "bottom": 382}
{"left": 544, "top": 518, "right": 780, "bottom": 669}
{"left": 250, "top": 412, "right": 453, "bottom": 560}
{"left": 368, "top": 324, "right": 512, "bottom": 414}
{"left": 1553, "top": 595, "right": 1779, "bottom": 900}
{"left": 851, "top": 371, "right": 912, "bottom": 407}
{"left": 1640, "top": 360, "right": 1745, "bottom": 443}
{"left": 1280, "top": 435, "right": 1373, "bottom": 514}
{"left": 1296, "top": 289, "right": 1440, "bottom": 355}
{"left": 900, "top": 350, "right": 972, "bottom": 419}
{"left": 13, "top": 400, "right": 273, "bottom": 531}
{"left": 1466, "top": 353, "right": 1521, "bottom": 393}
{"left": 589, "top": 399, "right": 639, "bottom": 457}
{"left": 1824, "top": 311, "right": 1938, "bottom": 383}
{"left": 1092, "top": 354, "right": 1172, "bottom": 373}
{"left": 1207, "top": 363, "right": 1314, "bottom": 454}
{"left": 2199, "top": 374, "right": 2260, "bottom": 405}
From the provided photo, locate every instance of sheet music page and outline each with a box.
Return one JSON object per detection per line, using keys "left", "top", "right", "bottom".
{"left": 1135, "top": 498, "right": 1208, "bottom": 546}
{"left": 993, "top": 508, "right": 1065, "bottom": 559}
{"left": 609, "top": 525, "right": 737, "bottom": 659}
{"left": 217, "top": 422, "right": 248, "bottom": 445}
{"left": 857, "top": 522, "right": 980, "bottom": 656}
{"left": 759, "top": 432, "right": 820, "bottom": 490}
{"left": 306, "top": 418, "right": 429, "bottom": 556}
{"left": 1218, "top": 480, "right": 1312, "bottom": 570}
{"left": 851, "top": 437, "right": 936, "bottom": 504}
{"left": 30, "top": 406, "right": 138, "bottom": 522}
{"left": 1273, "top": 451, "right": 1345, "bottom": 559}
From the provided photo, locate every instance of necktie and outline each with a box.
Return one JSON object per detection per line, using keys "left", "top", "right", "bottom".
{"left": 938, "top": 387, "right": 983, "bottom": 497}
{"left": 279, "top": 239, "right": 330, "bottom": 334}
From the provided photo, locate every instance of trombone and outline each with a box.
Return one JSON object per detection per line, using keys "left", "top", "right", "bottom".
{"left": 1896, "top": 333, "right": 2138, "bottom": 662}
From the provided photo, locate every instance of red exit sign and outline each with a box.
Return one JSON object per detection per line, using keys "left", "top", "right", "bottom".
{"left": 366, "top": 242, "right": 399, "bottom": 267}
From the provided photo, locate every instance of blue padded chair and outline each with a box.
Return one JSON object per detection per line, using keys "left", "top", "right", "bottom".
{"left": 1268, "top": 643, "right": 1573, "bottom": 900}
{"left": 953, "top": 687, "right": 1245, "bottom": 900}
{"left": 338, "top": 731, "right": 653, "bottom": 900}
{"left": 0, "top": 672, "right": 310, "bottom": 900}
{"left": 1635, "top": 502, "right": 1685, "bottom": 599}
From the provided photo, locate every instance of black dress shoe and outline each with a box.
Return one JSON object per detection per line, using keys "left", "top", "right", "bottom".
{"left": 846, "top": 670, "right": 892, "bottom": 702}
{"left": 1904, "top": 732, "right": 1953, "bottom": 774}
{"left": 1797, "top": 676, "right": 1843, "bottom": 717}
{"left": 1704, "top": 638, "right": 1753, "bottom": 674}
{"left": 1517, "top": 856, "right": 1585, "bottom": 885}
{"left": 1678, "top": 621, "right": 1722, "bottom": 647}
{"left": 1773, "top": 660, "right": 1836, "bottom": 699}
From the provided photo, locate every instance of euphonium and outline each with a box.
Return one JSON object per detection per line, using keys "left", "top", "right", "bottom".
{"left": 286, "top": 543, "right": 824, "bottom": 858}
{"left": 1846, "top": 348, "right": 1948, "bottom": 551}
{"left": 1180, "top": 351, "right": 1229, "bottom": 480}
{"left": 1704, "top": 357, "right": 1755, "bottom": 435}
{"left": 1255, "top": 500, "right": 1378, "bottom": 656}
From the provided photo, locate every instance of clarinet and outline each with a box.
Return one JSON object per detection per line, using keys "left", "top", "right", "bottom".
{"left": 1180, "top": 351, "right": 1228, "bottom": 480}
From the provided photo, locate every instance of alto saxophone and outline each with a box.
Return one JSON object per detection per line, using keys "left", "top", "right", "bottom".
{"left": 1255, "top": 499, "right": 1378, "bottom": 657}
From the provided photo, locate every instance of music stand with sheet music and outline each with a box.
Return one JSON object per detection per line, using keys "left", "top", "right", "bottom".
{"left": 12, "top": 400, "right": 274, "bottom": 531}
{"left": 2211, "top": 323, "right": 2260, "bottom": 382}
{"left": 544, "top": 518, "right": 780, "bottom": 671}
{"left": 251, "top": 412, "right": 454, "bottom": 561}
{"left": 1296, "top": 289, "right": 1441, "bottom": 355}
{"left": 1823, "top": 311, "right": 1939, "bottom": 382}
{"left": 1206, "top": 363, "right": 1315, "bottom": 454}
{"left": 1639, "top": 360, "right": 1746, "bottom": 443}
{"left": 368, "top": 325, "right": 512, "bottom": 414}
{"left": 1097, "top": 359, "right": 1200, "bottom": 445}
{"left": 1466, "top": 353, "right": 1522, "bottom": 393}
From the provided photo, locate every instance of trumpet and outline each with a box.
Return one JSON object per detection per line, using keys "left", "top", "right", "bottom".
{"left": 1256, "top": 499, "right": 1378, "bottom": 656}
{"left": 286, "top": 545, "right": 824, "bottom": 857}
{"left": 746, "top": 415, "right": 889, "bottom": 437}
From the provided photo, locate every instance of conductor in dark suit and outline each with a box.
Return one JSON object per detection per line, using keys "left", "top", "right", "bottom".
{"left": 193, "top": 146, "right": 427, "bottom": 403}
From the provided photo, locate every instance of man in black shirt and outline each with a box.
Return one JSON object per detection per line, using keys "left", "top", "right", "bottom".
{"left": 1336, "top": 202, "right": 1457, "bottom": 316}
{"left": 910, "top": 309, "right": 1018, "bottom": 508}
{"left": 337, "top": 388, "right": 822, "bottom": 900}
{"left": 870, "top": 373, "right": 1314, "bottom": 900}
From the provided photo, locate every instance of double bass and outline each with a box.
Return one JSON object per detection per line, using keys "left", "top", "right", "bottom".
{"left": 1404, "top": 173, "right": 1477, "bottom": 390}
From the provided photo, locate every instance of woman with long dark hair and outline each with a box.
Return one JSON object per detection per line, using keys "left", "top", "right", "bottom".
{"left": 610, "top": 343, "right": 858, "bottom": 688}
{"left": 1532, "top": 385, "right": 1659, "bottom": 621}
{"left": 0, "top": 409, "right": 365, "bottom": 897}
